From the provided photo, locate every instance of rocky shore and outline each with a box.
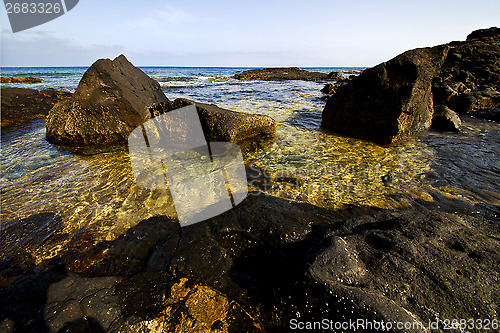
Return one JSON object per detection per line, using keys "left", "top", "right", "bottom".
{"left": 45, "top": 55, "right": 275, "bottom": 147}
{"left": 1, "top": 87, "right": 71, "bottom": 127}
{"left": 1, "top": 27, "right": 499, "bottom": 332}
{"left": 432, "top": 27, "right": 500, "bottom": 121}
{"left": 1, "top": 194, "right": 498, "bottom": 332}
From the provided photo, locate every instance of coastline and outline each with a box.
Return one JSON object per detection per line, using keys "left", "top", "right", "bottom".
{"left": 1, "top": 30, "right": 499, "bottom": 332}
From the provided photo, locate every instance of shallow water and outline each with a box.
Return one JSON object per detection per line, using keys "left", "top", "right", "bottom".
{"left": 1, "top": 67, "right": 499, "bottom": 262}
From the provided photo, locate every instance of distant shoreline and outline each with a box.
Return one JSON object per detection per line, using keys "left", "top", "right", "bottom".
{"left": 0, "top": 65, "right": 368, "bottom": 70}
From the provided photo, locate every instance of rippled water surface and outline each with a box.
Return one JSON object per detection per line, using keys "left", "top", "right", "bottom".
{"left": 1, "top": 66, "right": 499, "bottom": 261}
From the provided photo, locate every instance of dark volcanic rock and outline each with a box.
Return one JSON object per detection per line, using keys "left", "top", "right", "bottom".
{"left": 322, "top": 45, "right": 449, "bottom": 145}
{"left": 1, "top": 87, "right": 71, "bottom": 127}
{"left": 431, "top": 105, "right": 462, "bottom": 131}
{"left": 1, "top": 76, "right": 43, "bottom": 83}
{"left": 148, "top": 98, "right": 276, "bottom": 144}
{"left": 235, "top": 67, "right": 329, "bottom": 81}
{"left": 307, "top": 206, "right": 500, "bottom": 330}
{"left": 45, "top": 55, "right": 168, "bottom": 146}
{"left": 433, "top": 27, "right": 500, "bottom": 121}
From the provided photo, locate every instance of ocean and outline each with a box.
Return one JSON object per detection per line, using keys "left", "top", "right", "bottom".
{"left": 1, "top": 66, "right": 499, "bottom": 261}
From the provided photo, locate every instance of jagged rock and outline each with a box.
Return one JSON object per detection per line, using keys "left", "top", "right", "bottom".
{"left": 0, "top": 76, "right": 43, "bottom": 83}
{"left": 433, "top": 27, "right": 500, "bottom": 121}
{"left": 45, "top": 55, "right": 169, "bottom": 146}
{"left": 1, "top": 87, "right": 71, "bottom": 127}
{"left": 148, "top": 98, "right": 277, "bottom": 144}
{"left": 235, "top": 67, "right": 329, "bottom": 81}
{"left": 322, "top": 45, "right": 449, "bottom": 145}
{"left": 466, "top": 26, "right": 500, "bottom": 42}
{"left": 432, "top": 105, "right": 462, "bottom": 132}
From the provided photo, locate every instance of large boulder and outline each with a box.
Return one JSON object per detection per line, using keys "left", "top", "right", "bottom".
{"left": 235, "top": 67, "right": 329, "bottom": 81}
{"left": 148, "top": 98, "right": 276, "bottom": 144}
{"left": 322, "top": 45, "right": 449, "bottom": 145}
{"left": 432, "top": 27, "right": 500, "bottom": 121}
{"left": 45, "top": 55, "right": 169, "bottom": 146}
{"left": 1, "top": 87, "right": 71, "bottom": 127}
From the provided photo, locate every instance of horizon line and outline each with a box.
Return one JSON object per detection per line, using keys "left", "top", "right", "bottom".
{"left": 0, "top": 65, "right": 369, "bottom": 69}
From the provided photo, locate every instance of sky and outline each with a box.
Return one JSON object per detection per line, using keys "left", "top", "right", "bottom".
{"left": 0, "top": 0, "right": 499, "bottom": 67}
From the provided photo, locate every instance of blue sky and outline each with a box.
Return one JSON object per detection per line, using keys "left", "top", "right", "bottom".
{"left": 1, "top": 0, "right": 499, "bottom": 67}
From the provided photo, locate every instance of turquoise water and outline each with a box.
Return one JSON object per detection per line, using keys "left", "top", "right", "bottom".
{"left": 1, "top": 66, "right": 499, "bottom": 262}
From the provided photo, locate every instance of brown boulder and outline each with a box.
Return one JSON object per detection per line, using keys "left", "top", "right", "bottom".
{"left": 148, "top": 98, "right": 277, "bottom": 144}
{"left": 46, "top": 55, "right": 168, "bottom": 146}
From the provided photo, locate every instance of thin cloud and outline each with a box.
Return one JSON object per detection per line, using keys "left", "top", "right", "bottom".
{"left": 1, "top": 31, "right": 125, "bottom": 66}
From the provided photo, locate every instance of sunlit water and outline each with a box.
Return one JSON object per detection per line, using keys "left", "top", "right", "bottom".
{"left": 1, "top": 67, "right": 499, "bottom": 262}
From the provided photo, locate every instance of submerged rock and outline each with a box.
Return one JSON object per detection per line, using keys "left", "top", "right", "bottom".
{"left": 1, "top": 76, "right": 43, "bottom": 83}
{"left": 235, "top": 67, "right": 329, "bottom": 81}
{"left": 1, "top": 87, "right": 71, "bottom": 127}
{"left": 46, "top": 55, "right": 169, "bottom": 146}
{"left": 432, "top": 105, "right": 462, "bottom": 131}
{"left": 322, "top": 45, "right": 449, "bottom": 145}
{"left": 148, "top": 98, "right": 276, "bottom": 144}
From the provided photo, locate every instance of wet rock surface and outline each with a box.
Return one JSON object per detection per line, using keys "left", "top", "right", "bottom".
{"left": 1, "top": 87, "right": 71, "bottom": 127}
{"left": 322, "top": 45, "right": 449, "bottom": 145}
{"left": 1, "top": 193, "right": 498, "bottom": 332}
{"left": 235, "top": 67, "right": 330, "bottom": 81}
{"left": 45, "top": 55, "right": 169, "bottom": 146}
